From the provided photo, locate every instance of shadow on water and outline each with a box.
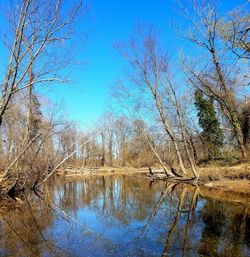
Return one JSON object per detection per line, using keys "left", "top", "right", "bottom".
{"left": 0, "top": 175, "right": 249, "bottom": 257}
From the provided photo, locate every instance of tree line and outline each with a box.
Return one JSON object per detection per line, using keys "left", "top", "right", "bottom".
{"left": 0, "top": 0, "right": 249, "bottom": 194}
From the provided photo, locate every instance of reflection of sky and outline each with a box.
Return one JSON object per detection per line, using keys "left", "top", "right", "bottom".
{"left": 0, "top": 176, "right": 248, "bottom": 256}
{"left": 40, "top": 176, "right": 250, "bottom": 257}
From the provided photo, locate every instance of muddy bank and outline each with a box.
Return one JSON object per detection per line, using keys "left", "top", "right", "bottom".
{"left": 199, "top": 181, "right": 250, "bottom": 205}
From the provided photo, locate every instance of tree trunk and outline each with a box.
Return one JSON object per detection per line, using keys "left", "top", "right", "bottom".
{"left": 212, "top": 51, "right": 247, "bottom": 159}
{"left": 153, "top": 92, "right": 187, "bottom": 174}
{"left": 233, "top": 116, "right": 248, "bottom": 159}
{"left": 139, "top": 130, "right": 175, "bottom": 177}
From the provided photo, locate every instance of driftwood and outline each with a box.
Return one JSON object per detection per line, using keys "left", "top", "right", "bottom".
{"left": 147, "top": 171, "right": 198, "bottom": 185}
{"left": 148, "top": 166, "right": 183, "bottom": 177}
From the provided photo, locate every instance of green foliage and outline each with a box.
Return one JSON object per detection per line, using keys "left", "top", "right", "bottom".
{"left": 28, "top": 93, "right": 42, "bottom": 141}
{"left": 241, "top": 102, "right": 250, "bottom": 146}
{"left": 194, "top": 90, "right": 223, "bottom": 158}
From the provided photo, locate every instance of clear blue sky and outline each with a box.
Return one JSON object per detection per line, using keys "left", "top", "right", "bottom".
{"left": 48, "top": 0, "right": 181, "bottom": 127}
{"left": 0, "top": 0, "right": 247, "bottom": 127}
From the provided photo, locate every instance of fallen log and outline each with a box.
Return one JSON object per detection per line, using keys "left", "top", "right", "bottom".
{"left": 147, "top": 172, "right": 198, "bottom": 185}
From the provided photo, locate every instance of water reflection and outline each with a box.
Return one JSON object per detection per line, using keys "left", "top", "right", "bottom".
{"left": 0, "top": 175, "right": 249, "bottom": 257}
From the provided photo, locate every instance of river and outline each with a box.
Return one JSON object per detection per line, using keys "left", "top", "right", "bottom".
{"left": 0, "top": 175, "right": 249, "bottom": 257}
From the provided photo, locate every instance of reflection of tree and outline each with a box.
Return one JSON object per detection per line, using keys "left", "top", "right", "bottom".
{"left": 1, "top": 176, "right": 249, "bottom": 257}
{"left": 0, "top": 192, "right": 70, "bottom": 257}
{"left": 138, "top": 183, "right": 176, "bottom": 236}
{"left": 199, "top": 200, "right": 250, "bottom": 257}
{"left": 53, "top": 177, "right": 250, "bottom": 257}
{"left": 158, "top": 186, "right": 250, "bottom": 257}
{"left": 161, "top": 187, "right": 187, "bottom": 256}
{"left": 182, "top": 186, "right": 199, "bottom": 256}
{"left": 245, "top": 213, "right": 250, "bottom": 248}
{"left": 158, "top": 185, "right": 199, "bottom": 257}
{"left": 57, "top": 176, "right": 166, "bottom": 225}
{"left": 198, "top": 199, "right": 226, "bottom": 256}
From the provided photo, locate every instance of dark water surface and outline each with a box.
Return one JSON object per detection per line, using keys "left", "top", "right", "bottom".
{"left": 0, "top": 175, "right": 250, "bottom": 257}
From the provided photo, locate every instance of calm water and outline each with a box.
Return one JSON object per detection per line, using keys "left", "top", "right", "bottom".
{"left": 0, "top": 175, "right": 249, "bottom": 257}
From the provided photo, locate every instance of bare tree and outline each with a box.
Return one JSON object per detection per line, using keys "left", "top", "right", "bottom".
{"left": 0, "top": 0, "right": 84, "bottom": 127}
{"left": 116, "top": 26, "right": 200, "bottom": 178}
{"left": 132, "top": 119, "right": 175, "bottom": 177}
{"left": 179, "top": 1, "right": 249, "bottom": 159}
{"left": 219, "top": 2, "right": 250, "bottom": 60}
{"left": 0, "top": 0, "right": 86, "bottom": 194}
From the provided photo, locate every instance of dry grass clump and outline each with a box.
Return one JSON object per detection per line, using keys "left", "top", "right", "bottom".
{"left": 199, "top": 160, "right": 250, "bottom": 181}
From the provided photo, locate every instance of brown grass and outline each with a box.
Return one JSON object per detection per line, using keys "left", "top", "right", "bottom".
{"left": 198, "top": 160, "right": 250, "bottom": 181}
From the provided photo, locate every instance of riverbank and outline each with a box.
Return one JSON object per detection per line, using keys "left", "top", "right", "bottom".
{"left": 198, "top": 160, "right": 250, "bottom": 196}
{"left": 61, "top": 166, "right": 149, "bottom": 177}
{"left": 61, "top": 160, "right": 250, "bottom": 197}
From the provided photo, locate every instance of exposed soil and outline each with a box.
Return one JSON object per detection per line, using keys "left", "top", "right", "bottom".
{"left": 203, "top": 179, "right": 250, "bottom": 193}
{"left": 199, "top": 181, "right": 250, "bottom": 205}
